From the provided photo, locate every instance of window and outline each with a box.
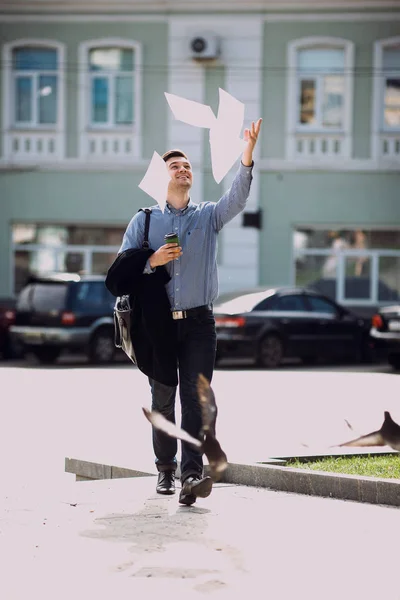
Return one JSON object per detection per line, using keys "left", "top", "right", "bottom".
{"left": 373, "top": 38, "right": 400, "bottom": 161}
{"left": 253, "top": 297, "right": 275, "bottom": 311}
{"left": 12, "top": 223, "right": 125, "bottom": 294}
{"left": 293, "top": 227, "right": 400, "bottom": 306}
{"left": 306, "top": 296, "right": 338, "bottom": 316}
{"left": 3, "top": 40, "right": 65, "bottom": 161}
{"left": 297, "top": 47, "right": 345, "bottom": 130}
{"left": 86, "top": 45, "right": 136, "bottom": 129}
{"left": 272, "top": 295, "right": 308, "bottom": 312}
{"left": 78, "top": 39, "right": 142, "bottom": 159}
{"left": 379, "top": 41, "right": 400, "bottom": 131}
{"left": 12, "top": 46, "right": 59, "bottom": 127}
{"left": 287, "top": 38, "right": 354, "bottom": 159}
{"left": 71, "top": 282, "right": 111, "bottom": 310}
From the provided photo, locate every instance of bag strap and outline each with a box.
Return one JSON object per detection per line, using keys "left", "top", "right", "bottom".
{"left": 138, "top": 207, "right": 152, "bottom": 249}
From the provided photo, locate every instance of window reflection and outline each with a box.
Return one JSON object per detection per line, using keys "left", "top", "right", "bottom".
{"left": 12, "top": 223, "right": 124, "bottom": 294}
{"left": 294, "top": 227, "right": 400, "bottom": 304}
{"left": 384, "top": 78, "right": 400, "bottom": 127}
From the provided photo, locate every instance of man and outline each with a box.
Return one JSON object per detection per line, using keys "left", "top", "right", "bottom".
{"left": 119, "top": 118, "right": 262, "bottom": 505}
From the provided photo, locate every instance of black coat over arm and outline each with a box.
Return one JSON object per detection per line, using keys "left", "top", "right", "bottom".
{"left": 105, "top": 248, "right": 178, "bottom": 386}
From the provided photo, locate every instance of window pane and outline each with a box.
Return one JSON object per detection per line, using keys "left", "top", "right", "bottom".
{"left": 382, "top": 47, "right": 400, "bottom": 71}
{"left": 295, "top": 255, "right": 328, "bottom": 287}
{"left": 307, "top": 296, "right": 338, "bottom": 316}
{"left": 13, "top": 224, "right": 37, "bottom": 244}
{"left": 92, "top": 252, "right": 117, "bottom": 276}
{"left": 15, "top": 76, "right": 32, "bottom": 122}
{"left": 92, "top": 77, "right": 109, "bottom": 123}
{"left": 384, "top": 78, "right": 400, "bottom": 127}
{"left": 38, "top": 75, "right": 57, "bottom": 124}
{"left": 13, "top": 47, "right": 57, "bottom": 70}
{"left": 63, "top": 252, "right": 84, "bottom": 273}
{"left": 298, "top": 48, "right": 344, "bottom": 73}
{"left": 272, "top": 295, "right": 308, "bottom": 311}
{"left": 322, "top": 75, "right": 344, "bottom": 127}
{"left": 70, "top": 282, "right": 108, "bottom": 311}
{"left": 115, "top": 76, "right": 133, "bottom": 124}
{"left": 378, "top": 257, "right": 400, "bottom": 302}
{"left": 89, "top": 48, "right": 133, "bottom": 72}
{"left": 31, "top": 283, "right": 68, "bottom": 312}
{"left": 294, "top": 228, "right": 400, "bottom": 251}
{"left": 299, "top": 79, "right": 316, "bottom": 124}
{"left": 344, "top": 257, "right": 371, "bottom": 300}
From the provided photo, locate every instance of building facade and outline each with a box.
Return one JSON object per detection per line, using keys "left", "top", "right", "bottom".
{"left": 0, "top": 0, "right": 399, "bottom": 315}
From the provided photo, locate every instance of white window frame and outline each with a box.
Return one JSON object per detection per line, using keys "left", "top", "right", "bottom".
{"left": 2, "top": 39, "right": 65, "bottom": 158}
{"left": 78, "top": 38, "right": 142, "bottom": 158}
{"left": 286, "top": 37, "right": 354, "bottom": 159}
{"left": 372, "top": 36, "right": 400, "bottom": 160}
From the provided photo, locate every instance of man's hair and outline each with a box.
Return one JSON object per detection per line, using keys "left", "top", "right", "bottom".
{"left": 162, "top": 149, "right": 189, "bottom": 163}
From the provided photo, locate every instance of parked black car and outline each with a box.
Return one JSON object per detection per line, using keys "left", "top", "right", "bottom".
{"left": 370, "top": 305, "right": 400, "bottom": 371}
{"left": 10, "top": 273, "right": 117, "bottom": 364}
{"left": 214, "top": 287, "right": 374, "bottom": 368}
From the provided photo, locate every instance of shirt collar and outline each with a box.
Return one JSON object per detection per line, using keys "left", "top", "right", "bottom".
{"left": 165, "top": 199, "right": 195, "bottom": 215}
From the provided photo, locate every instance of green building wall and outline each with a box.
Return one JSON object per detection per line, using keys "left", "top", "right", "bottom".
{"left": 262, "top": 20, "right": 400, "bottom": 160}
{"left": 259, "top": 171, "right": 400, "bottom": 287}
{"left": 0, "top": 21, "right": 169, "bottom": 160}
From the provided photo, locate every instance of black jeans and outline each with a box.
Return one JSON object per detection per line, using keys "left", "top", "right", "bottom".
{"left": 149, "top": 308, "right": 216, "bottom": 482}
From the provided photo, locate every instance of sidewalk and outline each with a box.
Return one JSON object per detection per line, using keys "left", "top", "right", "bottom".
{"left": 2, "top": 474, "right": 400, "bottom": 599}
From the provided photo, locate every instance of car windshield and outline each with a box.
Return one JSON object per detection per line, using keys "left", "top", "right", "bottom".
{"left": 214, "top": 290, "right": 275, "bottom": 314}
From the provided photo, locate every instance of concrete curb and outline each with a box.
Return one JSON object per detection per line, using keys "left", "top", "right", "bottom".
{"left": 220, "top": 462, "right": 400, "bottom": 508}
{"left": 65, "top": 458, "right": 155, "bottom": 481}
{"left": 65, "top": 456, "right": 400, "bottom": 508}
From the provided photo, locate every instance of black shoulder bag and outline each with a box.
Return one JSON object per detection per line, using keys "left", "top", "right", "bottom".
{"left": 113, "top": 208, "right": 152, "bottom": 363}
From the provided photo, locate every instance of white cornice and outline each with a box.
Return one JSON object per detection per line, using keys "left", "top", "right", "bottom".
{"left": 1, "top": 0, "right": 400, "bottom": 15}
{"left": 2, "top": 12, "right": 400, "bottom": 22}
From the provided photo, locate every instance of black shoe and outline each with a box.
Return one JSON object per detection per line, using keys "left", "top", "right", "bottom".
{"left": 156, "top": 470, "right": 176, "bottom": 495}
{"left": 178, "top": 475, "right": 213, "bottom": 506}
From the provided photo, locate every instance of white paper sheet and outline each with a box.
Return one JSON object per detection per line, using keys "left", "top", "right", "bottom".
{"left": 138, "top": 151, "right": 170, "bottom": 212}
{"left": 216, "top": 88, "right": 245, "bottom": 138}
{"left": 165, "top": 88, "right": 246, "bottom": 183}
{"left": 210, "top": 126, "right": 247, "bottom": 184}
{"left": 165, "top": 92, "right": 216, "bottom": 128}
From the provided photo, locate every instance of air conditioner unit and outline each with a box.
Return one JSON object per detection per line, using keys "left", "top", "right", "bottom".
{"left": 189, "top": 33, "right": 220, "bottom": 61}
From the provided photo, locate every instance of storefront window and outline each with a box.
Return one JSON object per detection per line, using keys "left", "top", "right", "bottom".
{"left": 294, "top": 227, "right": 400, "bottom": 305}
{"left": 12, "top": 223, "right": 124, "bottom": 294}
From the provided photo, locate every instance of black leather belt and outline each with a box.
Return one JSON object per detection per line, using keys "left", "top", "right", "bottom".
{"left": 172, "top": 305, "right": 212, "bottom": 320}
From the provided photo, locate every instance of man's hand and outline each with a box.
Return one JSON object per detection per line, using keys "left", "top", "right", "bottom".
{"left": 149, "top": 243, "right": 182, "bottom": 268}
{"left": 242, "top": 118, "right": 262, "bottom": 167}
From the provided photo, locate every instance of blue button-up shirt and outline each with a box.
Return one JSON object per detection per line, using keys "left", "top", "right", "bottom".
{"left": 119, "top": 162, "right": 253, "bottom": 310}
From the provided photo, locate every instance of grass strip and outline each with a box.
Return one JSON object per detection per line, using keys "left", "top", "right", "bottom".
{"left": 288, "top": 454, "right": 400, "bottom": 479}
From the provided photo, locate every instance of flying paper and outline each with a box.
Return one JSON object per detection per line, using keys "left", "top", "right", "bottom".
{"left": 138, "top": 151, "right": 170, "bottom": 212}
{"left": 165, "top": 88, "right": 246, "bottom": 184}
{"left": 165, "top": 92, "right": 215, "bottom": 129}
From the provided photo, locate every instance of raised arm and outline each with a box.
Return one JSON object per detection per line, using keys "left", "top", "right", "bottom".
{"left": 213, "top": 118, "right": 262, "bottom": 231}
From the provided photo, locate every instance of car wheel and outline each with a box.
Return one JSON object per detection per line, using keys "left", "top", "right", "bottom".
{"left": 33, "top": 347, "right": 61, "bottom": 365}
{"left": 89, "top": 328, "right": 115, "bottom": 364}
{"left": 258, "top": 334, "right": 284, "bottom": 369}
{"left": 388, "top": 354, "right": 400, "bottom": 371}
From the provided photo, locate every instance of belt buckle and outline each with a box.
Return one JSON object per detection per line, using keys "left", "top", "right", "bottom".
{"left": 172, "top": 310, "right": 186, "bottom": 320}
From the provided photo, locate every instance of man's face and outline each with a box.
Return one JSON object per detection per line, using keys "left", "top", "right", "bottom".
{"left": 165, "top": 156, "right": 193, "bottom": 190}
